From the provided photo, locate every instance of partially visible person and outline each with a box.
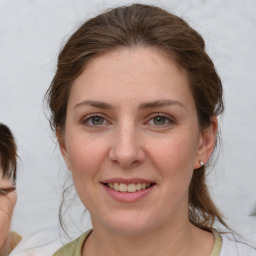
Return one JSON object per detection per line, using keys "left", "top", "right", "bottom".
{"left": 0, "top": 123, "right": 22, "bottom": 256}
{"left": 0, "top": 122, "right": 62, "bottom": 256}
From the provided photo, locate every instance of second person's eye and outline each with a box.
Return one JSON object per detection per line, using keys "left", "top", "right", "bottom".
{"left": 0, "top": 187, "right": 16, "bottom": 195}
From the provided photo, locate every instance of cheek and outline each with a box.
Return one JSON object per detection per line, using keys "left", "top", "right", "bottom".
{"left": 151, "top": 134, "right": 198, "bottom": 171}
{"left": 66, "top": 138, "right": 108, "bottom": 212}
{"left": 0, "top": 211, "right": 10, "bottom": 249}
{"left": 0, "top": 193, "right": 16, "bottom": 249}
{"left": 0, "top": 194, "right": 16, "bottom": 217}
{"left": 67, "top": 135, "right": 107, "bottom": 180}
{"left": 149, "top": 138, "right": 197, "bottom": 210}
{"left": 148, "top": 133, "right": 199, "bottom": 197}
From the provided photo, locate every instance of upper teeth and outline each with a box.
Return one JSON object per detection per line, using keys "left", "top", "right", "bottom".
{"left": 107, "top": 183, "right": 151, "bottom": 193}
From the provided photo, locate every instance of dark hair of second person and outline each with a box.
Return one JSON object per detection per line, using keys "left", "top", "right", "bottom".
{"left": 0, "top": 123, "right": 22, "bottom": 255}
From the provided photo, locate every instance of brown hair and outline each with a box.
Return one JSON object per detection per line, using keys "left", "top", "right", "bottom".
{"left": 46, "top": 3, "right": 227, "bottom": 231}
{"left": 0, "top": 123, "right": 18, "bottom": 183}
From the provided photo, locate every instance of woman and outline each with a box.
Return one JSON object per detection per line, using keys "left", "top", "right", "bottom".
{"left": 0, "top": 123, "right": 22, "bottom": 255}
{"left": 46, "top": 4, "right": 256, "bottom": 256}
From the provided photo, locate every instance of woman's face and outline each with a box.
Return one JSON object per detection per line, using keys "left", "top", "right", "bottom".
{"left": 0, "top": 174, "right": 17, "bottom": 250}
{"left": 60, "top": 47, "right": 216, "bottom": 235}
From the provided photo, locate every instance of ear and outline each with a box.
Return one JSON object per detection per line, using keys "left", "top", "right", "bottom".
{"left": 194, "top": 116, "right": 218, "bottom": 169}
{"left": 56, "top": 128, "right": 71, "bottom": 170}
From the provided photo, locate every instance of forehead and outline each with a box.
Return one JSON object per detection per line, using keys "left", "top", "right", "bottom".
{"left": 68, "top": 46, "right": 193, "bottom": 108}
{"left": 83, "top": 46, "right": 186, "bottom": 83}
{"left": 0, "top": 173, "right": 13, "bottom": 187}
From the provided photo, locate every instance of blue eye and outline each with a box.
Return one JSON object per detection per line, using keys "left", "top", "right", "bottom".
{"left": 152, "top": 116, "right": 168, "bottom": 125}
{"left": 90, "top": 116, "right": 105, "bottom": 125}
{"left": 148, "top": 115, "right": 173, "bottom": 126}
{"left": 82, "top": 115, "right": 108, "bottom": 126}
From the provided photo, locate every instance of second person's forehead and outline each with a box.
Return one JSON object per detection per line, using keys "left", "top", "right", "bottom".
{"left": 0, "top": 175, "right": 13, "bottom": 187}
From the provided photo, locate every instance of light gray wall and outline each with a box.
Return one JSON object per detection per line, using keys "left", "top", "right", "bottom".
{"left": 0, "top": 0, "right": 255, "bottom": 243}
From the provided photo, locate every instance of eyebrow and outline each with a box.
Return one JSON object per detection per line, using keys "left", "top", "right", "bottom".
{"left": 74, "top": 100, "right": 112, "bottom": 110}
{"left": 73, "top": 99, "right": 185, "bottom": 110}
{"left": 138, "top": 99, "right": 185, "bottom": 110}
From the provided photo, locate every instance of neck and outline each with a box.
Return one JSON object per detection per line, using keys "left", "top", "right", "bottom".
{"left": 82, "top": 219, "right": 214, "bottom": 256}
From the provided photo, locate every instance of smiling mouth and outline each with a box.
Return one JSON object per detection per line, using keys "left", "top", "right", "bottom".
{"left": 103, "top": 183, "right": 155, "bottom": 193}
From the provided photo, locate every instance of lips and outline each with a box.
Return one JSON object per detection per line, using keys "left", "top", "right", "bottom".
{"left": 101, "top": 178, "right": 156, "bottom": 202}
{"left": 105, "top": 182, "right": 152, "bottom": 193}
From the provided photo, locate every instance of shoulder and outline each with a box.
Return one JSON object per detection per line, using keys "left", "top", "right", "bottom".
{"left": 220, "top": 233, "right": 256, "bottom": 256}
{"left": 0, "top": 231, "right": 22, "bottom": 256}
{"left": 9, "top": 231, "right": 22, "bottom": 250}
{"left": 53, "top": 230, "right": 92, "bottom": 256}
{"left": 9, "top": 228, "right": 62, "bottom": 256}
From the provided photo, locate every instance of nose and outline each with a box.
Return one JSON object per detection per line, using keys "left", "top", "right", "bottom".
{"left": 108, "top": 124, "right": 146, "bottom": 169}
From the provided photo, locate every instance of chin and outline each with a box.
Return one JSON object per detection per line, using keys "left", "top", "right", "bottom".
{"left": 103, "top": 212, "right": 155, "bottom": 236}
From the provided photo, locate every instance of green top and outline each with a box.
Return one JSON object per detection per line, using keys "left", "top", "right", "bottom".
{"left": 53, "top": 230, "right": 92, "bottom": 256}
{"left": 54, "top": 229, "right": 222, "bottom": 256}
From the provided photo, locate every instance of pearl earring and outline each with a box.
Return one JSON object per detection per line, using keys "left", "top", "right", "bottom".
{"left": 199, "top": 161, "right": 204, "bottom": 167}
